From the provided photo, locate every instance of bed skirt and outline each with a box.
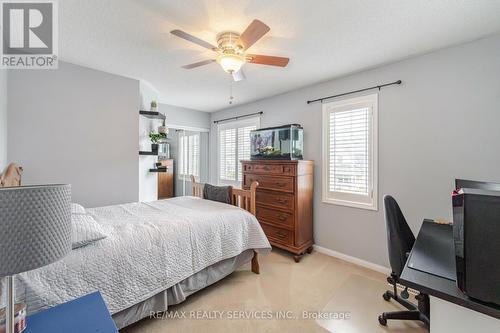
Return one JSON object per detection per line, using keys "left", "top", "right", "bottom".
{"left": 112, "top": 249, "right": 254, "bottom": 329}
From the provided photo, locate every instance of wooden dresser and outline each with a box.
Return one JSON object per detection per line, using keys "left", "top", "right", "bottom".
{"left": 242, "top": 160, "right": 314, "bottom": 262}
{"left": 157, "top": 159, "right": 174, "bottom": 199}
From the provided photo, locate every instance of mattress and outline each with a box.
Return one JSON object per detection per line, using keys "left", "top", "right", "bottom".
{"left": 11, "top": 197, "right": 271, "bottom": 316}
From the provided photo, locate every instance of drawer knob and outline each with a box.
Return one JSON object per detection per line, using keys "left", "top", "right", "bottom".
{"left": 277, "top": 214, "right": 287, "bottom": 221}
{"left": 276, "top": 231, "right": 287, "bottom": 238}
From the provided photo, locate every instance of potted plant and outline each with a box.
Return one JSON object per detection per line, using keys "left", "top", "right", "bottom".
{"left": 149, "top": 132, "right": 162, "bottom": 152}
{"left": 150, "top": 100, "right": 158, "bottom": 112}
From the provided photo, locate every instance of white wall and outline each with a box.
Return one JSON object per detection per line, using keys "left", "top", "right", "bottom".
{"left": 7, "top": 62, "right": 140, "bottom": 207}
{"left": 0, "top": 69, "right": 7, "bottom": 171}
{"left": 210, "top": 34, "right": 500, "bottom": 267}
{"left": 160, "top": 104, "right": 211, "bottom": 130}
{"left": 430, "top": 297, "right": 500, "bottom": 333}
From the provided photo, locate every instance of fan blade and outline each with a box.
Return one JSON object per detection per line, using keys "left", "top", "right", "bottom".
{"left": 171, "top": 29, "right": 217, "bottom": 51}
{"left": 239, "top": 19, "right": 270, "bottom": 50}
{"left": 247, "top": 54, "right": 289, "bottom": 67}
{"left": 182, "top": 59, "right": 216, "bottom": 69}
{"left": 232, "top": 69, "right": 246, "bottom": 82}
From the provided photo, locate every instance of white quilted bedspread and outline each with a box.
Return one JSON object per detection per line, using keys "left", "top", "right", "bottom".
{"left": 14, "top": 197, "right": 271, "bottom": 314}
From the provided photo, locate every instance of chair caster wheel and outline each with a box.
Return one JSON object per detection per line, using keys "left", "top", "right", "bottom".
{"left": 378, "top": 315, "right": 387, "bottom": 326}
{"left": 382, "top": 291, "right": 391, "bottom": 301}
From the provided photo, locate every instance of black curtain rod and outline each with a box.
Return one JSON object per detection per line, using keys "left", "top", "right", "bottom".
{"left": 213, "top": 111, "right": 263, "bottom": 124}
{"left": 306, "top": 80, "right": 402, "bottom": 104}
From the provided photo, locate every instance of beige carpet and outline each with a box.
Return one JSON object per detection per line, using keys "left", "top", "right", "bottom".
{"left": 121, "top": 249, "right": 427, "bottom": 333}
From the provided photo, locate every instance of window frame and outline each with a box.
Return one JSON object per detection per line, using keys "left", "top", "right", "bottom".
{"left": 178, "top": 132, "right": 201, "bottom": 181}
{"left": 322, "top": 93, "right": 378, "bottom": 211}
{"left": 216, "top": 117, "right": 261, "bottom": 186}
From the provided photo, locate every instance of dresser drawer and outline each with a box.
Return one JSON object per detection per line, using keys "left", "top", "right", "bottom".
{"left": 243, "top": 163, "right": 296, "bottom": 176}
{"left": 256, "top": 191, "right": 294, "bottom": 211}
{"left": 257, "top": 206, "right": 294, "bottom": 228}
{"left": 244, "top": 174, "right": 294, "bottom": 193}
{"left": 261, "top": 223, "right": 294, "bottom": 246}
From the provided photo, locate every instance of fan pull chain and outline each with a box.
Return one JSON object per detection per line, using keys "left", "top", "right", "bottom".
{"left": 229, "top": 74, "right": 234, "bottom": 104}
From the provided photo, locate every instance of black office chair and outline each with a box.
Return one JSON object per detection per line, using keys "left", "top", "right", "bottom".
{"left": 378, "top": 195, "right": 430, "bottom": 327}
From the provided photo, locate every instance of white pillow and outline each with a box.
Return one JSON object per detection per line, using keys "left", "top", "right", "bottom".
{"left": 71, "top": 213, "right": 108, "bottom": 249}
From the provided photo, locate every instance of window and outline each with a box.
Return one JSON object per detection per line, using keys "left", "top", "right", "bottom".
{"left": 179, "top": 132, "right": 200, "bottom": 179}
{"left": 218, "top": 117, "right": 260, "bottom": 185}
{"left": 322, "top": 94, "right": 378, "bottom": 210}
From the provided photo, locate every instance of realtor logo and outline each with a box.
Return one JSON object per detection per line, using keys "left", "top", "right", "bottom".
{"left": 1, "top": 0, "right": 58, "bottom": 69}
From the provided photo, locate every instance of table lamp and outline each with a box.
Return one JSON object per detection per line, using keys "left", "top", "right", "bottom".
{"left": 0, "top": 184, "right": 72, "bottom": 333}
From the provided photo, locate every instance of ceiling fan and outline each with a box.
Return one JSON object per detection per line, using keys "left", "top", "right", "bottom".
{"left": 171, "top": 19, "right": 289, "bottom": 82}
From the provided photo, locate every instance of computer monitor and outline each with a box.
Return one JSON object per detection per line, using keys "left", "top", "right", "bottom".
{"left": 452, "top": 180, "right": 500, "bottom": 305}
{"left": 455, "top": 179, "right": 500, "bottom": 192}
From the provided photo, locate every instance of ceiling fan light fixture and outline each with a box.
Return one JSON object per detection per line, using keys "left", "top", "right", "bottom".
{"left": 172, "top": 19, "right": 289, "bottom": 81}
{"left": 218, "top": 54, "right": 245, "bottom": 73}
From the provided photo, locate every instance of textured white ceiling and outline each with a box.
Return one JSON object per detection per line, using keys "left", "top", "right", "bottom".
{"left": 59, "top": 0, "right": 500, "bottom": 112}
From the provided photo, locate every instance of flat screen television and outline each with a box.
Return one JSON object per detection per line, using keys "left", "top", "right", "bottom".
{"left": 453, "top": 179, "right": 500, "bottom": 305}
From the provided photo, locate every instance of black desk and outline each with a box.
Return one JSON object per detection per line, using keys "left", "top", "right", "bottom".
{"left": 400, "top": 220, "right": 500, "bottom": 320}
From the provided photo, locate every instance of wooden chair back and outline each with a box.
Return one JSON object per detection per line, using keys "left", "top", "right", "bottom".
{"left": 190, "top": 175, "right": 204, "bottom": 198}
{"left": 190, "top": 175, "right": 259, "bottom": 216}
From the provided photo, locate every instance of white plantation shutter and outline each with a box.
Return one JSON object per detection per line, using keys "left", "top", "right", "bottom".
{"left": 237, "top": 126, "right": 255, "bottom": 181}
{"left": 180, "top": 136, "right": 186, "bottom": 176}
{"left": 329, "top": 108, "right": 370, "bottom": 194}
{"left": 179, "top": 133, "right": 200, "bottom": 178}
{"left": 189, "top": 134, "right": 199, "bottom": 177}
{"left": 219, "top": 128, "right": 237, "bottom": 181}
{"left": 322, "top": 94, "right": 378, "bottom": 210}
{"left": 218, "top": 117, "right": 260, "bottom": 185}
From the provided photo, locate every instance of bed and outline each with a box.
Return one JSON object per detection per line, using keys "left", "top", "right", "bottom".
{"left": 1, "top": 164, "right": 271, "bottom": 329}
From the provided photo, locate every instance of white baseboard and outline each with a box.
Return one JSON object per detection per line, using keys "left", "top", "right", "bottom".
{"left": 313, "top": 245, "right": 391, "bottom": 275}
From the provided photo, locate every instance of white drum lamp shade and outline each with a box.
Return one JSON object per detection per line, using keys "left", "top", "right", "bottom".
{"left": 0, "top": 184, "right": 72, "bottom": 333}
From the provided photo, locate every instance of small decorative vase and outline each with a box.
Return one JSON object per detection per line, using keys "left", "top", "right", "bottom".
{"left": 151, "top": 106, "right": 158, "bottom": 112}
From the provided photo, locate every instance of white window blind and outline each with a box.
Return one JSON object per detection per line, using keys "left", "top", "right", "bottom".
{"left": 329, "top": 107, "right": 370, "bottom": 194}
{"left": 322, "top": 94, "right": 378, "bottom": 210}
{"left": 179, "top": 133, "right": 200, "bottom": 179}
{"left": 219, "top": 128, "right": 236, "bottom": 181}
{"left": 237, "top": 126, "right": 254, "bottom": 181}
{"left": 218, "top": 117, "right": 260, "bottom": 185}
